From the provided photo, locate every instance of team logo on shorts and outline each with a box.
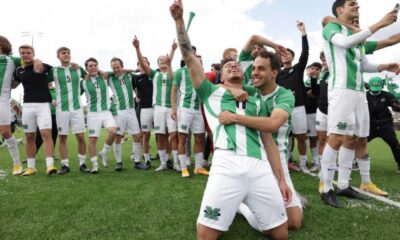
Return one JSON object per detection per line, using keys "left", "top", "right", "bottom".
{"left": 23, "top": 124, "right": 28, "bottom": 129}
{"left": 154, "top": 126, "right": 160, "bottom": 130}
{"left": 180, "top": 124, "right": 187, "bottom": 130}
{"left": 89, "top": 129, "right": 95, "bottom": 134}
{"left": 142, "top": 125, "right": 148, "bottom": 129}
{"left": 117, "top": 127, "right": 120, "bottom": 131}
{"left": 58, "top": 127, "right": 62, "bottom": 131}
{"left": 337, "top": 122, "right": 347, "bottom": 130}
{"left": 316, "top": 121, "right": 320, "bottom": 126}
{"left": 203, "top": 206, "right": 221, "bottom": 221}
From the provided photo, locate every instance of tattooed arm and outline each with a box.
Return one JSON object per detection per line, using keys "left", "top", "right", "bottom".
{"left": 170, "top": 0, "right": 205, "bottom": 89}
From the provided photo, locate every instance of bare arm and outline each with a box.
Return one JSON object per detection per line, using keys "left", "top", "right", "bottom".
{"left": 169, "top": 39, "right": 178, "bottom": 63}
{"left": 376, "top": 33, "right": 400, "bottom": 51}
{"left": 132, "top": 36, "right": 151, "bottom": 76}
{"left": 170, "top": 0, "right": 205, "bottom": 89}
{"left": 171, "top": 85, "right": 178, "bottom": 120}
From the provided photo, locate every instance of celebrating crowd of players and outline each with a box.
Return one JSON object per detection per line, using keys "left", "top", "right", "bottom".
{"left": 1, "top": 0, "right": 400, "bottom": 239}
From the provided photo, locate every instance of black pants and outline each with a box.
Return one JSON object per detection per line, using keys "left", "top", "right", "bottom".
{"left": 35, "top": 114, "right": 58, "bottom": 152}
{"left": 368, "top": 122, "right": 400, "bottom": 167}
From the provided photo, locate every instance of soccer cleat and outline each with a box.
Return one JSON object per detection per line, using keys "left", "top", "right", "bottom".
{"left": 151, "top": 154, "right": 159, "bottom": 161}
{"left": 80, "top": 163, "right": 90, "bottom": 173}
{"left": 155, "top": 164, "right": 168, "bottom": 172}
{"left": 336, "top": 187, "right": 367, "bottom": 200}
{"left": 166, "top": 159, "right": 174, "bottom": 169}
{"left": 319, "top": 182, "right": 324, "bottom": 194}
{"left": 309, "top": 165, "right": 320, "bottom": 172}
{"left": 360, "top": 182, "right": 389, "bottom": 197}
{"left": 90, "top": 166, "right": 99, "bottom": 174}
{"left": 12, "top": 164, "right": 24, "bottom": 176}
{"left": 173, "top": 162, "right": 181, "bottom": 172}
{"left": 98, "top": 152, "right": 109, "bottom": 168}
{"left": 181, "top": 168, "right": 190, "bottom": 178}
{"left": 321, "top": 189, "right": 341, "bottom": 208}
{"left": 115, "top": 162, "right": 123, "bottom": 172}
{"left": 202, "top": 160, "right": 211, "bottom": 168}
{"left": 299, "top": 165, "right": 311, "bottom": 174}
{"left": 145, "top": 160, "right": 151, "bottom": 167}
{"left": 58, "top": 165, "right": 70, "bottom": 175}
{"left": 194, "top": 167, "right": 209, "bottom": 176}
{"left": 288, "top": 162, "right": 301, "bottom": 172}
{"left": 135, "top": 162, "right": 150, "bottom": 170}
{"left": 46, "top": 165, "right": 57, "bottom": 175}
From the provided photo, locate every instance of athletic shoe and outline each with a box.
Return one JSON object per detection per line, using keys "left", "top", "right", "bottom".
{"left": 299, "top": 165, "right": 311, "bottom": 174}
{"left": 166, "top": 159, "right": 174, "bottom": 169}
{"left": 202, "top": 160, "right": 211, "bottom": 168}
{"left": 309, "top": 165, "right": 320, "bottom": 172}
{"left": 98, "top": 152, "right": 109, "bottom": 168}
{"left": 321, "top": 189, "right": 341, "bottom": 208}
{"left": 194, "top": 167, "right": 209, "bottom": 176}
{"left": 352, "top": 161, "right": 359, "bottom": 171}
{"left": 296, "top": 191, "right": 310, "bottom": 209}
{"left": 155, "top": 164, "right": 168, "bottom": 171}
{"left": 135, "top": 162, "right": 150, "bottom": 170}
{"left": 288, "top": 162, "right": 301, "bottom": 172}
{"left": 115, "top": 162, "right": 123, "bottom": 172}
{"left": 151, "top": 154, "right": 159, "bottom": 160}
{"left": 22, "top": 167, "right": 37, "bottom": 176}
{"left": 58, "top": 165, "right": 70, "bottom": 175}
{"left": 173, "top": 163, "right": 181, "bottom": 172}
{"left": 12, "top": 164, "right": 24, "bottom": 176}
{"left": 91, "top": 166, "right": 99, "bottom": 174}
{"left": 46, "top": 165, "right": 57, "bottom": 175}
{"left": 319, "top": 182, "right": 324, "bottom": 194}
{"left": 336, "top": 187, "right": 367, "bottom": 200}
{"left": 181, "top": 168, "right": 190, "bottom": 178}
{"left": 80, "top": 164, "right": 90, "bottom": 173}
{"left": 145, "top": 160, "right": 151, "bottom": 167}
{"left": 360, "top": 182, "right": 389, "bottom": 197}
{"left": 22, "top": 159, "right": 27, "bottom": 164}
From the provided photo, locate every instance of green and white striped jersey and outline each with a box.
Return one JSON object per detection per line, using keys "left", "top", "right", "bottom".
{"left": 81, "top": 76, "right": 110, "bottom": 112}
{"left": 238, "top": 50, "right": 253, "bottom": 86}
{"left": 365, "top": 41, "right": 377, "bottom": 55}
{"left": 49, "top": 66, "right": 86, "bottom": 112}
{"left": 173, "top": 67, "right": 200, "bottom": 110}
{"left": 0, "top": 55, "right": 20, "bottom": 101}
{"left": 107, "top": 72, "right": 135, "bottom": 111}
{"left": 196, "top": 79, "right": 268, "bottom": 160}
{"left": 322, "top": 22, "right": 366, "bottom": 91}
{"left": 150, "top": 69, "right": 172, "bottom": 108}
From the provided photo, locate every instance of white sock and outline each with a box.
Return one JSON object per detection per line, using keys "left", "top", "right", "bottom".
{"left": 238, "top": 203, "right": 261, "bottom": 232}
{"left": 27, "top": 158, "right": 36, "bottom": 168}
{"left": 46, "top": 157, "right": 54, "bottom": 167}
{"left": 5, "top": 137, "right": 20, "bottom": 165}
{"left": 158, "top": 150, "right": 167, "bottom": 164}
{"left": 133, "top": 143, "right": 142, "bottom": 163}
{"left": 113, "top": 143, "right": 122, "bottom": 163}
{"left": 299, "top": 155, "right": 307, "bottom": 167}
{"left": 143, "top": 153, "right": 150, "bottom": 161}
{"left": 357, "top": 157, "right": 371, "bottom": 184}
{"left": 102, "top": 144, "right": 111, "bottom": 154}
{"left": 311, "top": 147, "right": 319, "bottom": 166}
{"left": 337, "top": 147, "right": 355, "bottom": 190}
{"left": 91, "top": 156, "right": 98, "bottom": 167}
{"left": 321, "top": 144, "right": 338, "bottom": 193}
{"left": 185, "top": 155, "right": 191, "bottom": 166}
{"left": 194, "top": 152, "right": 204, "bottom": 168}
{"left": 61, "top": 159, "right": 69, "bottom": 167}
{"left": 179, "top": 154, "right": 187, "bottom": 169}
{"left": 172, "top": 150, "right": 179, "bottom": 164}
{"left": 78, "top": 154, "right": 86, "bottom": 165}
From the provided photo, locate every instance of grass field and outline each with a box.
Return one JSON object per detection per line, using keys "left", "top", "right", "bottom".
{"left": 1, "top": 130, "right": 400, "bottom": 240}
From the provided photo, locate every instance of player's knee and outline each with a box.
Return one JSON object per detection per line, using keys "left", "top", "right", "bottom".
{"left": 196, "top": 224, "right": 221, "bottom": 240}
{"left": 108, "top": 127, "right": 116, "bottom": 136}
{"left": 288, "top": 216, "right": 303, "bottom": 231}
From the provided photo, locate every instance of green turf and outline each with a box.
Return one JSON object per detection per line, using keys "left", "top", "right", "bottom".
{"left": 1, "top": 130, "right": 400, "bottom": 239}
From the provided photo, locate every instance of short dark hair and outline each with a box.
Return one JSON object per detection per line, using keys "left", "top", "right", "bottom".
{"left": 257, "top": 50, "right": 281, "bottom": 72}
{"left": 286, "top": 48, "right": 295, "bottom": 58}
{"left": 220, "top": 58, "right": 237, "bottom": 68}
{"left": 57, "top": 47, "right": 70, "bottom": 56}
{"left": 0, "top": 35, "right": 12, "bottom": 55}
{"left": 310, "top": 62, "right": 323, "bottom": 70}
{"left": 84, "top": 57, "right": 98, "bottom": 68}
{"left": 320, "top": 51, "right": 325, "bottom": 60}
{"left": 211, "top": 63, "right": 221, "bottom": 71}
{"left": 332, "top": 0, "right": 347, "bottom": 17}
{"left": 110, "top": 57, "right": 124, "bottom": 68}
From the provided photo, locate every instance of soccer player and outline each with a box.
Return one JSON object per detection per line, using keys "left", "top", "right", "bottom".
{"left": 50, "top": 47, "right": 89, "bottom": 174}
{"left": 320, "top": 0, "right": 398, "bottom": 207}
{"left": 13, "top": 45, "right": 57, "bottom": 176}
{"left": 170, "top": 1, "right": 291, "bottom": 239}
{"left": 133, "top": 36, "right": 178, "bottom": 172}
{"left": 105, "top": 57, "right": 147, "bottom": 171}
{"left": 81, "top": 58, "right": 116, "bottom": 173}
{"left": 171, "top": 54, "right": 209, "bottom": 177}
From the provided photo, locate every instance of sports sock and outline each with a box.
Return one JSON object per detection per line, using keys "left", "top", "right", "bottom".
{"left": 133, "top": 142, "right": 142, "bottom": 163}
{"left": 299, "top": 155, "right": 307, "bottom": 167}
{"left": 143, "top": 153, "right": 150, "bottom": 162}
{"left": 179, "top": 154, "right": 187, "bottom": 169}
{"left": 78, "top": 154, "right": 86, "bottom": 165}
{"left": 101, "top": 144, "right": 111, "bottom": 154}
{"left": 5, "top": 137, "right": 20, "bottom": 165}
{"left": 356, "top": 157, "right": 371, "bottom": 184}
{"left": 113, "top": 143, "right": 122, "bottom": 163}
{"left": 172, "top": 150, "right": 179, "bottom": 164}
{"left": 27, "top": 158, "right": 36, "bottom": 168}
{"left": 91, "top": 156, "right": 98, "bottom": 168}
{"left": 321, "top": 144, "right": 338, "bottom": 193}
{"left": 158, "top": 150, "right": 167, "bottom": 164}
{"left": 194, "top": 152, "right": 204, "bottom": 168}
{"left": 61, "top": 159, "right": 69, "bottom": 167}
{"left": 46, "top": 157, "right": 54, "bottom": 167}
{"left": 311, "top": 147, "right": 319, "bottom": 166}
{"left": 337, "top": 147, "right": 355, "bottom": 190}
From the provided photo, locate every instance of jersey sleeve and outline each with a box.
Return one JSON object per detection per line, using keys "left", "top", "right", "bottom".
{"left": 258, "top": 99, "right": 268, "bottom": 117}
{"left": 243, "top": 85, "right": 257, "bottom": 96}
{"left": 195, "top": 78, "right": 219, "bottom": 102}
{"left": 173, "top": 69, "right": 182, "bottom": 86}
{"left": 149, "top": 68, "right": 156, "bottom": 80}
{"left": 322, "top": 22, "right": 342, "bottom": 42}
{"left": 365, "top": 41, "right": 378, "bottom": 55}
{"left": 80, "top": 80, "right": 85, "bottom": 95}
{"left": 276, "top": 89, "right": 295, "bottom": 115}
{"left": 11, "top": 56, "right": 21, "bottom": 67}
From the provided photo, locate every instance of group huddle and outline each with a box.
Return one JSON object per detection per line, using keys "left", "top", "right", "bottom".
{"left": 1, "top": 0, "right": 400, "bottom": 239}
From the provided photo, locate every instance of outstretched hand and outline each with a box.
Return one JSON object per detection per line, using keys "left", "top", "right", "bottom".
{"left": 170, "top": 0, "right": 183, "bottom": 20}
{"left": 132, "top": 35, "right": 140, "bottom": 49}
{"left": 172, "top": 39, "right": 178, "bottom": 51}
{"left": 297, "top": 20, "right": 306, "bottom": 34}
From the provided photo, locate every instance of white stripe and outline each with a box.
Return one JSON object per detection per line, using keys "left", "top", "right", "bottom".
{"left": 235, "top": 102, "right": 247, "bottom": 156}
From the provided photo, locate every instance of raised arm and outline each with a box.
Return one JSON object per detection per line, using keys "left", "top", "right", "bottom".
{"left": 132, "top": 36, "right": 151, "bottom": 76}
{"left": 297, "top": 21, "right": 309, "bottom": 72}
{"left": 170, "top": 0, "right": 205, "bottom": 89}
{"left": 376, "top": 33, "right": 400, "bottom": 51}
{"left": 169, "top": 39, "right": 178, "bottom": 63}
{"left": 242, "top": 34, "right": 287, "bottom": 56}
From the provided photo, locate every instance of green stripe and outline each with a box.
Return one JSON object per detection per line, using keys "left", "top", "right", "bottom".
{"left": 57, "top": 69, "right": 69, "bottom": 111}
{"left": 245, "top": 102, "right": 261, "bottom": 159}
{"left": 87, "top": 81, "right": 98, "bottom": 112}
{"left": 329, "top": 42, "right": 336, "bottom": 88}
{"left": 156, "top": 73, "right": 162, "bottom": 105}
{"left": 114, "top": 77, "right": 127, "bottom": 110}
{"left": 345, "top": 47, "right": 357, "bottom": 89}
{"left": 126, "top": 75, "right": 135, "bottom": 108}
{"left": 71, "top": 69, "right": 80, "bottom": 110}
{"left": 0, "top": 58, "right": 7, "bottom": 95}
{"left": 98, "top": 77, "right": 108, "bottom": 111}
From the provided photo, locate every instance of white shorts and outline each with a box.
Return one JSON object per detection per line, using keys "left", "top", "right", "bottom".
{"left": 87, "top": 111, "right": 116, "bottom": 137}
{"left": 280, "top": 152, "right": 302, "bottom": 209}
{"left": 0, "top": 101, "right": 11, "bottom": 126}
{"left": 306, "top": 113, "right": 317, "bottom": 137}
{"left": 140, "top": 108, "right": 154, "bottom": 132}
{"left": 56, "top": 110, "right": 85, "bottom": 135}
{"left": 115, "top": 109, "right": 141, "bottom": 136}
{"left": 177, "top": 108, "right": 205, "bottom": 134}
{"left": 197, "top": 149, "right": 287, "bottom": 232}
{"left": 316, "top": 109, "right": 328, "bottom": 132}
{"left": 291, "top": 106, "right": 307, "bottom": 134}
{"left": 328, "top": 89, "right": 369, "bottom": 137}
{"left": 22, "top": 103, "right": 52, "bottom": 132}
{"left": 153, "top": 105, "right": 177, "bottom": 134}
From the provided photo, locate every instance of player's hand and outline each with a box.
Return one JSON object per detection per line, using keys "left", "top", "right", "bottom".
{"left": 135, "top": 97, "right": 141, "bottom": 103}
{"left": 171, "top": 108, "right": 177, "bottom": 121}
{"left": 297, "top": 21, "right": 306, "bottom": 34}
{"left": 218, "top": 111, "right": 235, "bottom": 125}
{"left": 230, "top": 88, "right": 248, "bottom": 102}
{"left": 172, "top": 39, "right": 178, "bottom": 51}
{"left": 170, "top": 0, "right": 184, "bottom": 20}
{"left": 278, "top": 180, "right": 292, "bottom": 206}
{"left": 165, "top": 54, "right": 172, "bottom": 66}
{"left": 132, "top": 35, "right": 140, "bottom": 49}
{"left": 275, "top": 44, "right": 289, "bottom": 58}
{"left": 99, "top": 70, "right": 108, "bottom": 79}
{"left": 378, "top": 10, "right": 398, "bottom": 28}
{"left": 71, "top": 62, "right": 79, "bottom": 71}
{"left": 33, "top": 59, "right": 44, "bottom": 73}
